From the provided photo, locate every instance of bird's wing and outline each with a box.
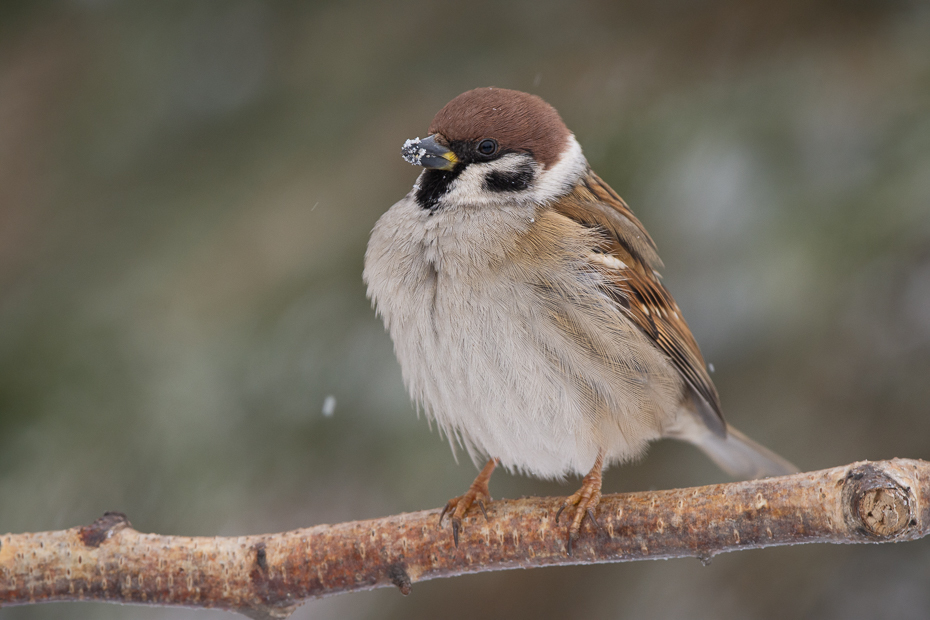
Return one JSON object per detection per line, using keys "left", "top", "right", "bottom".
{"left": 551, "top": 169, "right": 725, "bottom": 436}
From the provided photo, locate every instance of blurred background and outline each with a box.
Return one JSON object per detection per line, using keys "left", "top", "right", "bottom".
{"left": 1, "top": 1, "right": 929, "bottom": 618}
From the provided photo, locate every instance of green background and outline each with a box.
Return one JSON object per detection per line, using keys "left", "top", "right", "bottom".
{"left": 2, "top": 1, "right": 929, "bottom": 619}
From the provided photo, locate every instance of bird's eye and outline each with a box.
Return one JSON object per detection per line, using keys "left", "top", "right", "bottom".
{"left": 477, "top": 139, "right": 498, "bottom": 156}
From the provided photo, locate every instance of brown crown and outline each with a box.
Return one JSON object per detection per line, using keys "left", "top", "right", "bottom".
{"left": 428, "top": 88, "right": 571, "bottom": 169}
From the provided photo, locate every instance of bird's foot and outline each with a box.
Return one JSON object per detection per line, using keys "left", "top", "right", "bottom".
{"left": 439, "top": 458, "right": 499, "bottom": 546}
{"left": 555, "top": 454, "right": 605, "bottom": 555}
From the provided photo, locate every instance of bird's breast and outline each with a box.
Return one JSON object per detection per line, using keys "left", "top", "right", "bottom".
{"left": 364, "top": 197, "right": 675, "bottom": 478}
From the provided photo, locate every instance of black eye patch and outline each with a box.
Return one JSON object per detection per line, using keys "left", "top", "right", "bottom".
{"left": 483, "top": 161, "right": 535, "bottom": 192}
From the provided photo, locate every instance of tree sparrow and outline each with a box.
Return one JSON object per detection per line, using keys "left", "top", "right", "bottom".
{"left": 364, "top": 87, "right": 797, "bottom": 551}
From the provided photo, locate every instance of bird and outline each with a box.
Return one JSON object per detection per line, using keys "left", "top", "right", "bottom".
{"left": 363, "top": 87, "right": 797, "bottom": 552}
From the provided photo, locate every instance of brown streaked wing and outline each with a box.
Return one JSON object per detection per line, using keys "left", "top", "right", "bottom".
{"left": 551, "top": 169, "right": 726, "bottom": 436}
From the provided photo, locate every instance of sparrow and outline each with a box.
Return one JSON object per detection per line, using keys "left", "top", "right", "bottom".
{"left": 364, "top": 87, "right": 797, "bottom": 552}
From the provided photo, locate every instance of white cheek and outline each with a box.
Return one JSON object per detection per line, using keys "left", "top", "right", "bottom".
{"left": 443, "top": 154, "right": 536, "bottom": 208}
{"left": 529, "top": 136, "right": 586, "bottom": 204}
{"left": 436, "top": 135, "right": 588, "bottom": 210}
{"left": 449, "top": 164, "right": 495, "bottom": 204}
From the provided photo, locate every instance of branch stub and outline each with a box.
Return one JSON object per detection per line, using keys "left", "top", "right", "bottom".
{"left": 843, "top": 463, "right": 915, "bottom": 540}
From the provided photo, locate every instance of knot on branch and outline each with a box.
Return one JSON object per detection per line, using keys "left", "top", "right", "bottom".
{"left": 78, "top": 512, "right": 131, "bottom": 547}
{"left": 842, "top": 463, "right": 917, "bottom": 540}
{"left": 387, "top": 562, "right": 412, "bottom": 596}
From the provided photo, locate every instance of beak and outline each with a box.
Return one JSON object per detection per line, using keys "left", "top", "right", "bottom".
{"left": 401, "top": 135, "right": 458, "bottom": 170}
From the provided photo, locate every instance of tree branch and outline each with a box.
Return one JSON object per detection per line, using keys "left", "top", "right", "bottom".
{"left": 2, "top": 459, "right": 927, "bottom": 619}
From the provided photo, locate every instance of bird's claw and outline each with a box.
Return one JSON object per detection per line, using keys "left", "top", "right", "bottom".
{"left": 439, "top": 459, "right": 498, "bottom": 546}
{"left": 556, "top": 459, "right": 604, "bottom": 555}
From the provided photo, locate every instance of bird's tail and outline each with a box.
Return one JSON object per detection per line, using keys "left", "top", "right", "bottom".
{"left": 666, "top": 415, "right": 798, "bottom": 479}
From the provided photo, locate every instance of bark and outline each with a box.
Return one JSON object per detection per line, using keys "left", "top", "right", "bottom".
{"left": 1, "top": 459, "right": 927, "bottom": 619}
